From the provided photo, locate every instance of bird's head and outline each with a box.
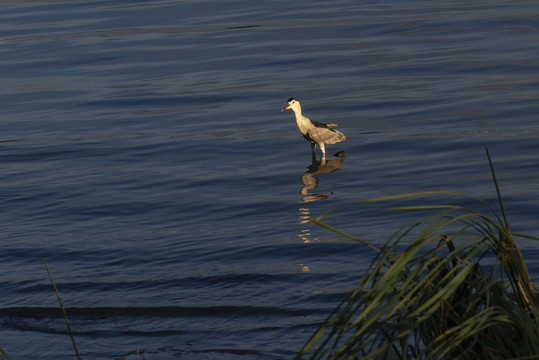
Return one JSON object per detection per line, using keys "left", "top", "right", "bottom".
{"left": 281, "top": 97, "right": 300, "bottom": 112}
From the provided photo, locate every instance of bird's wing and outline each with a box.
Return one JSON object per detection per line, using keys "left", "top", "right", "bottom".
{"left": 309, "top": 126, "right": 346, "bottom": 144}
{"left": 310, "top": 119, "right": 335, "bottom": 131}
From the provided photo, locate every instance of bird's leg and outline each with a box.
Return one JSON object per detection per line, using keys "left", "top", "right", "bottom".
{"left": 311, "top": 149, "right": 317, "bottom": 163}
{"left": 310, "top": 142, "right": 318, "bottom": 162}
{"left": 319, "top": 143, "right": 326, "bottom": 162}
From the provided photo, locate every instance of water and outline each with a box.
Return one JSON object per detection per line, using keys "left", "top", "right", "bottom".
{"left": 1, "top": 0, "right": 539, "bottom": 358}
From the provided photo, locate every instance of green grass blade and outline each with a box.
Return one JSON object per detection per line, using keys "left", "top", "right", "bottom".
{"left": 44, "top": 260, "right": 82, "bottom": 360}
{"left": 486, "top": 146, "right": 509, "bottom": 230}
{"left": 0, "top": 347, "right": 11, "bottom": 360}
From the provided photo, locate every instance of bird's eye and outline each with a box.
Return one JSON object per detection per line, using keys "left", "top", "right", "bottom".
{"left": 291, "top": 100, "right": 295, "bottom": 104}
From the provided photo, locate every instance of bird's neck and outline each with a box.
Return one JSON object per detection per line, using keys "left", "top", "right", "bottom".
{"left": 291, "top": 104, "right": 305, "bottom": 122}
{"left": 291, "top": 105, "right": 311, "bottom": 135}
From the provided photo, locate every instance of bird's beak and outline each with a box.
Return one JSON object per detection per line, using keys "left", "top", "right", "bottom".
{"left": 281, "top": 104, "right": 290, "bottom": 112}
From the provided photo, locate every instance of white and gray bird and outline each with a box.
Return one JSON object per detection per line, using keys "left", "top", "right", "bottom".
{"left": 281, "top": 97, "right": 346, "bottom": 157}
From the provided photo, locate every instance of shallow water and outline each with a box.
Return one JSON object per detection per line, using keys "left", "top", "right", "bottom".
{"left": 1, "top": 0, "right": 539, "bottom": 358}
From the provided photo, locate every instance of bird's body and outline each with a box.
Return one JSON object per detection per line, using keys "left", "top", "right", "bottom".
{"left": 282, "top": 97, "right": 346, "bottom": 157}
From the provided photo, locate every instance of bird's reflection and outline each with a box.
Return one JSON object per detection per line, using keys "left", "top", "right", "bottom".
{"left": 297, "top": 152, "right": 346, "bottom": 243}
{"left": 300, "top": 151, "right": 346, "bottom": 203}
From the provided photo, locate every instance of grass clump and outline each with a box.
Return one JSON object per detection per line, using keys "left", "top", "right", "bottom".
{"left": 297, "top": 149, "right": 539, "bottom": 360}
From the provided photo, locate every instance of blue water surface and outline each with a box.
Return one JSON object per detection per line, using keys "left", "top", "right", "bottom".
{"left": 1, "top": 0, "right": 539, "bottom": 358}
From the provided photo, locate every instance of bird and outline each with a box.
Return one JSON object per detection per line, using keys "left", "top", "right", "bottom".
{"left": 281, "top": 97, "right": 346, "bottom": 158}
